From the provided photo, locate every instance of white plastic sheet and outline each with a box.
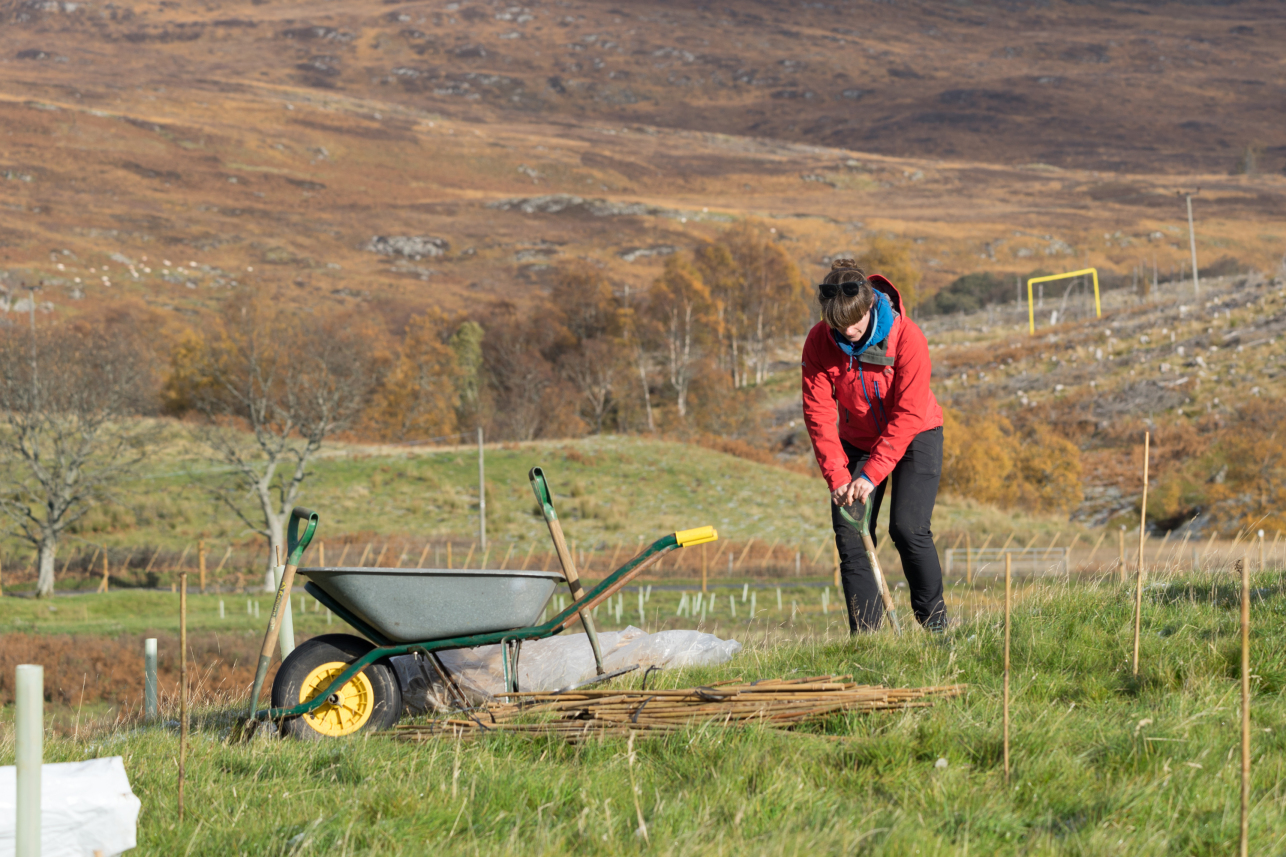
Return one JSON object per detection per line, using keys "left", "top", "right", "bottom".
{"left": 400, "top": 626, "right": 741, "bottom": 710}
{"left": 0, "top": 756, "right": 140, "bottom": 857}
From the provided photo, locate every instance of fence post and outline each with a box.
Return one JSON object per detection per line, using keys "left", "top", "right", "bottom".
{"left": 16, "top": 664, "right": 42, "bottom": 857}
{"left": 198, "top": 538, "right": 207, "bottom": 594}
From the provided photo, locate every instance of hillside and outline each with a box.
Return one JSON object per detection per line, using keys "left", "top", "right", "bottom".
{"left": 0, "top": 0, "right": 1283, "bottom": 329}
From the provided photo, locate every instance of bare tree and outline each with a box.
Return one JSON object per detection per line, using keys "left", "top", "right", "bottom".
{"left": 166, "top": 296, "right": 383, "bottom": 588}
{"left": 0, "top": 323, "right": 153, "bottom": 597}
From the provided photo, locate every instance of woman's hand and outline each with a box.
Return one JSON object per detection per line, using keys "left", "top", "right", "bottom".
{"left": 831, "top": 478, "right": 875, "bottom": 507}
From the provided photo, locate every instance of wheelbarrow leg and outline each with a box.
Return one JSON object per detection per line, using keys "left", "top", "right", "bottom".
{"left": 530, "top": 467, "right": 605, "bottom": 674}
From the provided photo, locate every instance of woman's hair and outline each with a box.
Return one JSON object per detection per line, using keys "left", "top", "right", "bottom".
{"left": 818, "top": 259, "right": 874, "bottom": 331}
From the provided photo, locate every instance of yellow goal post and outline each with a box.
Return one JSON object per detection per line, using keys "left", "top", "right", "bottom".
{"left": 1027, "top": 267, "right": 1100, "bottom": 334}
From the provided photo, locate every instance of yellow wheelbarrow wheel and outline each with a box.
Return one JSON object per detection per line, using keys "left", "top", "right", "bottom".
{"left": 271, "top": 634, "right": 403, "bottom": 739}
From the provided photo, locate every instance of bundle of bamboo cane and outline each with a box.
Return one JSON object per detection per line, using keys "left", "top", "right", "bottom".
{"left": 387, "top": 675, "right": 964, "bottom": 743}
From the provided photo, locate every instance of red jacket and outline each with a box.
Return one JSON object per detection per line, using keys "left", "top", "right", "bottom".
{"left": 801, "top": 276, "right": 943, "bottom": 492}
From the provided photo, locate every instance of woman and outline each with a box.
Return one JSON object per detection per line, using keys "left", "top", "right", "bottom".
{"left": 801, "top": 259, "right": 946, "bottom": 632}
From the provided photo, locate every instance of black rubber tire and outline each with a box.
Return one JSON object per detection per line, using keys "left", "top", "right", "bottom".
{"left": 271, "top": 634, "right": 403, "bottom": 740}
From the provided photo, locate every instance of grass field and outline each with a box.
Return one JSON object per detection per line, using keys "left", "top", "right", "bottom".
{"left": 0, "top": 434, "right": 1083, "bottom": 594}
{"left": 3, "top": 566, "right": 1284, "bottom": 855}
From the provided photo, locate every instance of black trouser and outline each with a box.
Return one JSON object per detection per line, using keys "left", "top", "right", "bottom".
{"left": 831, "top": 427, "right": 947, "bottom": 632}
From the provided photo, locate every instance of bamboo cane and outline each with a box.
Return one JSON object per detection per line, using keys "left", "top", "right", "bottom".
{"left": 178, "top": 569, "right": 188, "bottom": 822}
{"left": 999, "top": 532, "right": 1016, "bottom": 552}
{"left": 734, "top": 539, "right": 756, "bottom": 569}
{"left": 1239, "top": 554, "right": 1251, "bottom": 857}
{"left": 336, "top": 542, "right": 351, "bottom": 566}
{"left": 1003, "top": 552, "right": 1012, "bottom": 786}
{"left": 1132, "top": 431, "right": 1150, "bottom": 676}
{"left": 520, "top": 541, "right": 536, "bottom": 571}
{"left": 356, "top": 542, "right": 373, "bottom": 567}
{"left": 416, "top": 543, "right": 432, "bottom": 569}
{"left": 461, "top": 542, "right": 475, "bottom": 570}
{"left": 499, "top": 544, "right": 515, "bottom": 570}
{"left": 373, "top": 541, "right": 390, "bottom": 568}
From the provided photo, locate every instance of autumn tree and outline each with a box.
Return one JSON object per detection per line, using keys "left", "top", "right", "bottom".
{"left": 857, "top": 236, "right": 922, "bottom": 310}
{"left": 941, "top": 407, "right": 1082, "bottom": 514}
{"left": 694, "top": 222, "right": 808, "bottom": 387}
{"left": 647, "top": 256, "right": 717, "bottom": 419}
{"left": 369, "top": 308, "right": 461, "bottom": 442}
{"left": 0, "top": 323, "right": 154, "bottom": 597}
{"left": 164, "top": 294, "right": 385, "bottom": 588}
{"left": 543, "top": 263, "right": 625, "bottom": 433}
{"left": 480, "top": 302, "right": 584, "bottom": 441}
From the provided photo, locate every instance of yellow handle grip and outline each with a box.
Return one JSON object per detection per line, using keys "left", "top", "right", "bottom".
{"left": 675, "top": 526, "right": 718, "bottom": 547}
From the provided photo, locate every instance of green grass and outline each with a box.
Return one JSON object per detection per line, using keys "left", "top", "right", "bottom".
{"left": 10, "top": 570, "right": 1285, "bottom": 855}
{"left": 2, "top": 433, "right": 1082, "bottom": 592}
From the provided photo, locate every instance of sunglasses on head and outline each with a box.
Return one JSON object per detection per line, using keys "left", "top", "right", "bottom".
{"left": 818, "top": 281, "right": 864, "bottom": 299}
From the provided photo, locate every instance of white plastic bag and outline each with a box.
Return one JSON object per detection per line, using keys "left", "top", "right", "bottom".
{"left": 0, "top": 756, "right": 140, "bottom": 857}
{"left": 402, "top": 626, "right": 740, "bottom": 706}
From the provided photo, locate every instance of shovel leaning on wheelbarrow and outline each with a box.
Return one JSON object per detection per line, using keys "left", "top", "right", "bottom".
{"left": 528, "top": 467, "right": 606, "bottom": 674}
{"left": 231, "top": 507, "right": 318, "bottom": 741}
{"left": 837, "top": 499, "right": 902, "bottom": 634}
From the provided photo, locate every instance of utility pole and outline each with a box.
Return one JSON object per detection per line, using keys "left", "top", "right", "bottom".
{"left": 477, "top": 426, "right": 486, "bottom": 552}
{"left": 1180, "top": 189, "right": 1200, "bottom": 296}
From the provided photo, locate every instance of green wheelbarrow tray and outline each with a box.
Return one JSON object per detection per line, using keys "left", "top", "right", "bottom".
{"left": 250, "top": 524, "right": 719, "bottom": 723}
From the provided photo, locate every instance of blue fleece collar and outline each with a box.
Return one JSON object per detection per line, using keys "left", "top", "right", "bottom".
{"left": 830, "top": 290, "right": 894, "bottom": 360}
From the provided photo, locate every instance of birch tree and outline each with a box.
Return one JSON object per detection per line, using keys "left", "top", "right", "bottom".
{"left": 0, "top": 323, "right": 153, "bottom": 597}
{"left": 648, "top": 256, "right": 716, "bottom": 419}
{"left": 164, "top": 295, "right": 382, "bottom": 588}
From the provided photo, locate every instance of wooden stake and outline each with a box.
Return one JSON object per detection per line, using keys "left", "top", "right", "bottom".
{"left": 1239, "top": 554, "right": 1251, "bottom": 857}
{"left": 1003, "top": 552, "right": 1012, "bottom": 786}
{"left": 498, "top": 544, "right": 515, "bottom": 570}
{"left": 1118, "top": 528, "right": 1127, "bottom": 583}
{"left": 1152, "top": 530, "right": 1171, "bottom": 564}
{"left": 1021, "top": 533, "right": 1039, "bottom": 553}
{"left": 318, "top": 542, "right": 326, "bottom": 567}
{"left": 142, "top": 547, "right": 162, "bottom": 576}
{"left": 373, "top": 541, "right": 389, "bottom": 568}
{"left": 734, "top": 539, "right": 756, "bottom": 569}
{"left": 1132, "top": 432, "right": 1150, "bottom": 676}
{"left": 480, "top": 547, "right": 492, "bottom": 571}
{"left": 999, "top": 532, "right": 1016, "bottom": 552}
{"left": 174, "top": 543, "right": 191, "bottom": 575}
{"left": 394, "top": 548, "right": 407, "bottom": 569}
{"left": 1087, "top": 530, "right": 1108, "bottom": 566}
{"left": 701, "top": 543, "right": 708, "bottom": 594}
{"left": 833, "top": 543, "right": 841, "bottom": 588}
{"left": 520, "top": 542, "right": 536, "bottom": 571}
{"left": 1257, "top": 529, "right": 1265, "bottom": 574}
{"left": 356, "top": 542, "right": 373, "bottom": 567}
{"left": 198, "top": 539, "right": 207, "bottom": 594}
{"left": 762, "top": 538, "right": 779, "bottom": 567}
{"left": 965, "top": 532, "right": 973, "bottom": 585}
{"left": 335, "top": 542, "right": 351, "bottom": 567}
{"left": 461, "top": 542, "right": 475, "bottom": 569}
{"left": 98, "top": 549, "right": 110, "bottom": 593}
{"left": 416, "top": 543, "right": 432, "bottom": 569}
{"left": 810, "top": 539, "right": 830, "bottom": 565}
{"left": 447, "top": 542, "right": 452, "bottom": 569}
{"left": 605, "top": 543, "right": 621, "bottom": 573}
{"left": 1042, "top": 531, "right": 1062, "bottom": 559}
{"left": 178, "top": 569, "right": 188, "bottom": 823}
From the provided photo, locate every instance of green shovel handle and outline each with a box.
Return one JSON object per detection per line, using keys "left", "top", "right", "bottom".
{"left": 286, "top": 507, "right": 319, "bottom": 567}
{"left": 836, "top": 498, "right": 873, "bottom": 536}
{"left": 528, "top": 467, "right": 558, "bottom": 521}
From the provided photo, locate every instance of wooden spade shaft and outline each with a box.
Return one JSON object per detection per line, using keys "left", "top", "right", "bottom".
{"left": 246, "top": 561, "right": 298, "bottom": 716}
{"left": 861, "top": 531, "right": 902, "bottom": 634}
{"left": 544, "top": 514, "right": 605, "bottom": 674}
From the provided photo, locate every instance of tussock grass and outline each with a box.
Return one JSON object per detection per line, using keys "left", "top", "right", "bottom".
{"left": 17, "top": 571, "right": 1285, "bottom": 855}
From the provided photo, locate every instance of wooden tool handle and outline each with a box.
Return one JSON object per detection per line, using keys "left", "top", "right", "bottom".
{"left": 547, "top": 519, "right": 586, "bottom": 597}
{"left": 259, "top": 564, "right": 297, "bottom": 659}
{"left": 861, "top": 533, "right": 902, "bottom": 633}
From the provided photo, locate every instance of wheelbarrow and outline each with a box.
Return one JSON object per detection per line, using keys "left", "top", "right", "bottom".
{"left": 241, "top": 467, "right": 718, "bottom": 739}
